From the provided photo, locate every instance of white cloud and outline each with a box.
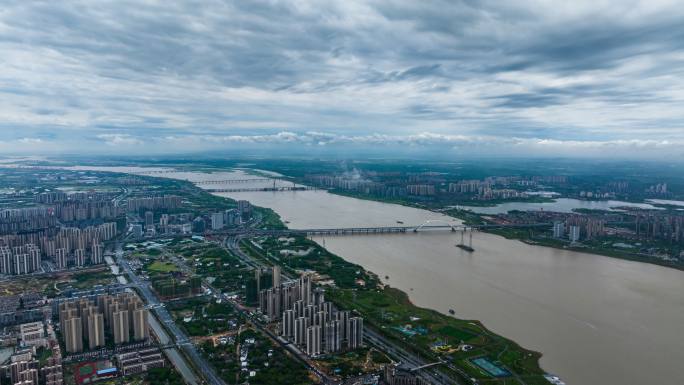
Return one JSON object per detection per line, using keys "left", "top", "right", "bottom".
{"left": 96, "top": 134, "right": 144, "bottom": 146}
{"left": 100, "top": 131, "right": 684, "bottom": 157}
{"left": 0, "top": 1, "right": 682, "bottom": 157}
{"left": 17, "top": 138, "right": 43, "bottom": 144}
{"left": 1, "top": 131, "right": 682, "bottom": 158}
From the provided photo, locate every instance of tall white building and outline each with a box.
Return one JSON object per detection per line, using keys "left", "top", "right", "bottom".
{"left": 0, "top": 246, "right": 12, "bottom": 274}
{"left": 552, "top": 222, "right": 565, "bottom": 238}
{"left": 237, "top": 200, "right": 251, "bottom": 217}
{"left": 281, "top": 310, "right": 295, "bottom": 339}
{"left": 159, "top": 214, "right": 169, "bottom": 231}
{"left": 74, "top": 249, "right": 86, "bottom": 267}
{"left": 306, "top": 325, "right": 321, "bottom": 356}
{"left": 348, "top": 317, "right": 364, "bottom": 350}
{"left": 144, "top": 211, "right": 154, "bottom": 229}
{"left": 294, "top": 317, "right": 309, "bottom": 346}
{"left": 224, "top": 209, "right": 241, "bottom": 226}
{"left": 324, "top": 320, "right": 341, "bottom": 353}
{"left": 91, "top": 242, "right": 104, "bottom": 265}
{"left": 210, "top": 212, "right": 224, "bottom": 230}
{"left": 569, "top": 225, "right": 581, "bottom": 242}
{"left": 272, "top": 265, "right": 281, "bottom": 288}
{"left": 55, "top": 248, "right": 68, "bottom": 269}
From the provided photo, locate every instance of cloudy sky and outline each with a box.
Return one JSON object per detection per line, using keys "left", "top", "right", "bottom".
{"left": 1, "top": 0, "right": 683, "bottom": 158}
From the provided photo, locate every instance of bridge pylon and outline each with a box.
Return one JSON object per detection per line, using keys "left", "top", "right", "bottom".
{"left": 415, "top": 219, "right": 458, "bottom": 232}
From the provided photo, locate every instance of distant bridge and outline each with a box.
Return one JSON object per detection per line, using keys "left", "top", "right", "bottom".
{"left": 205, "top": 186, "right": 318, "bottom": 193}
{"left": 195, "top": 178, "right": 286, "bottom": 185}
{"left": 135, "top": 170, "right": 180, "bottom": 175}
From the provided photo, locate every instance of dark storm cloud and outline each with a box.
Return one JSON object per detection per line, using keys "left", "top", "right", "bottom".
{"left": 0, "top": 0, "right": 682, "bottom": 156}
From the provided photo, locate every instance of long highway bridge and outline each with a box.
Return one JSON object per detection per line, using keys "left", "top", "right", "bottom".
{"left": 205, "top": 186, "right": 318, "bottom": 193}
{"left": 210, "top": 219, "right": 634, "bottom": 238}
{"left": 195, "top": 178, "right": 286, "bottom": 185}
{"left": 213, "top": 221, "right": 554, "bottom": 237}
{"left": 140, "top": 220, "right": 635, "bottom": 244}
{"left": 134, "top": 169, "right": 182, "bottom": 175}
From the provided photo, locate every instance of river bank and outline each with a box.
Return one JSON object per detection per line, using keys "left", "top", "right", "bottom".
{"left": 238, "top": 230, "right": 548, "bottom": 384}
{"left": 45, "top": 164, "right": 684, "bottom": 385}
{"left": 213, "top": 174, "right": 684, "bottom": 385}
{"left": 295, "top": 184, "right": 683, "bottom": 271}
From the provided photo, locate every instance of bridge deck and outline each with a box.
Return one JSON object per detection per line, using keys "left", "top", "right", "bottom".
{"left": 195, "top": 178, "right": 278, "bottom": 184}
{"left": 205, "top": 186, "right": 317, "bottom": 193}
{"left": 218, "top": 223, "right": 555, "bottom": 237}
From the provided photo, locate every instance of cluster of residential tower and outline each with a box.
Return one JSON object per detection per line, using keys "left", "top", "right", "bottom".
{"left": 258, "top": 267, "right": 364, "bottom": 357}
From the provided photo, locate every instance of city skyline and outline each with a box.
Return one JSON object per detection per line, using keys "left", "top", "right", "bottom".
{"left": 1, "top": 1, "right": 683, "bottom": 158}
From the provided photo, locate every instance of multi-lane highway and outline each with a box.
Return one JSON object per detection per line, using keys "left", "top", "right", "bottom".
{"left": 108, "top": 250, "right": 199, "bottom": 385}
{"left": 115, "top": 244, "right": 226, "bottom": 385}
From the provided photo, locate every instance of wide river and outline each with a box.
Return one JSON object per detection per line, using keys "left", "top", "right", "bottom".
{"left": 67, "top": 167, "right": 684, "bottom": 385}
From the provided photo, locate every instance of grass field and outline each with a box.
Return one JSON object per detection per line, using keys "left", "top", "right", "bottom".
{"left": 147, "top": 261, "right": 179, "bottom": 273}
{"left": 330, "top": 287, "right": 546, "bottom": 383}
{"left": 0, "top": 267, "right": 115, "bottom": 298}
